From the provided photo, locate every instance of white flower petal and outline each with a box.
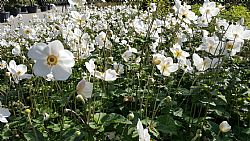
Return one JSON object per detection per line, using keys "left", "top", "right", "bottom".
{"left": 77, "top": 79, "right": 93, "bottom": 99}
{"left": 16, "top": 65, "right": 27, "bottom": 75}
{"left": 33, "top": 60, "right": 51, "bottom": 77}
{"left": 58, "top": 50, "right": 75, "bottom": 67}
{"left": 0, "top": 108, "right": 11, "bottom": 117}
{"left": 28, "top": 43, "right": 48, "bottom": 60}
{"left": 48, "top": 40, "right": 64, "bottom": 56}
{"left": 242, "top": 30, "right": 250, "bottom": 40}
{"left": 0, "top": 116, "right": 8, "bottom": 123}
{"left": 52, "top": 65, "right": 72, "bottom": 80}
{"left": 8, "top": 60, "right": 17, "bottom": 73}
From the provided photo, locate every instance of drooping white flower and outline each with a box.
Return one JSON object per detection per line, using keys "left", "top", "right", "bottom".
{"left": 103, "top": 69, "right": 118, "bottom": 81}
{"left": 0, "top": 107, "right": 11, "bottom": 123}
{"left": 219, "top": 121, "right": 231, "bottom": 133}
{"left": 137, "top": 119, "right": 150, "bottom": 141}
{"left": 192, "top": 53, "right": 219, "bottom": 71}
{"left": 85, "top": 59, "right": 96, "bottom": 75}
{"left": 95, "top": 31, "right": 112, "bottom": 49}
{"left": 178, "top": 59, "right": 193, "bottom": 73}
{"left": 76, "top": 78, "right": 93, "bottom": 99}
{"left": 113, "top": 62, "right": 124, "bottom": 75}
{"left": 28, "top": 40, "right": 75, "bottom": 80}
{"left": 174, "top": 1, "right": 197, "bottom": 24}
{"left": 149, "top": 3, "right": 157, "bottom": 12}
{"left": 7, "top": 60, "right": 32, "bottom": 83}
{"left": 122, "top": 47, "right": 137, "bottom": 62}
{"left": 156, "top": 57, "right": 179, "bottom": 76}
{"left": 152, "top": 53, "right": 166, "bottom": 65}
{"left": 216, "top": 19, "right": 229, "bottom": 32}
{"left": 70, "top": 11, "right": 90, "bottom": 25}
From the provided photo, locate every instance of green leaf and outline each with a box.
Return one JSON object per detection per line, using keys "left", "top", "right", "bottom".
{"left": 156, "top": 115, "right": 177, "bottom": 135}
{"left": 176, "top": 88, "right": 191, "bottom": 95}
{"left": 47, "top": 124, "right": 61, "bottom": 132}
{"left": 217, "top": 95, "right": 227, "bottom": 104}
{"left": 93, "top": 113, "right": 107, "bottom": 124}
{"left": 23, "top": 128, "right": 45, "bottom": 141}
{"left": 243, "top": 128, "right": 250, "bottom": 134}
{"left": 101, "top": 113, "right": 132, "bottom": 126}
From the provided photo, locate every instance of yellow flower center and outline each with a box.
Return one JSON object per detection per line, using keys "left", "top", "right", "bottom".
{"left": 205, "top": 9, "right": 210, "bottom": 14}
{"left": 17, "top": 70, "right": 22, "bottom": 75}
{"left": 175, "top": 50, "right": 182, "bottom": 58}
{"left": 226, "top": 43, "right": 234, "bottom": 50}
{"left": 24, "top": 29, "right": 31, "bottom": 34}
{"left": 47, "top": 55, "right": 58, "bottom": 66}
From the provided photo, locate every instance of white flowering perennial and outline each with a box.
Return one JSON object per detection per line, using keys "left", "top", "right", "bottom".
{"left": 28, "top": 40, "right": 75, "bottom": 80}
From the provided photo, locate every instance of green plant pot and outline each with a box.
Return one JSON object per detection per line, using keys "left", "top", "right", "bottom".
{"left": 10, "top": 7, "right": 21, "bottom": 17}
{"left": 40, "top": 5, "right": 48, "bottom": 12}
{"left": 0, "top": 11, "right": 10, "bottom": 23}
{"left": 21, "top": 6, "right": 27, "bottom": 12}
{"left": 27, "top": 5, "right": 38, "bottom": 13}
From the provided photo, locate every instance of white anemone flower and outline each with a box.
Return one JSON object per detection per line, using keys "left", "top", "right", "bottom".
{"left": 199, "top": 0, "right": 220, "bottom": 19}
{"left": 223, "top": 41, "right": 243, "bottom": 56}
{"left": 94, "top": 69, "right": 118, "bottom": 81}
{"left": 197, "top": 35, "right": 221, "bottom": 55}
{"left": 20, "top": 26, "right": 36, "bottom": 39}
{"left": 76, "top": 79, "right": 93, "bottom": 99}
{"left": 192, "top": 53, "right": 219, "bottom": 71}
{"left": 156, "top": 57, "right": 179, "bottom": 76}
{"left": 133, "top": 18, "right": 147, "bottom": 35}
{"left": 0, "top": 107, "right": 11, "bottom": 123}
{"left": 103, "top": 69, "right": 118, "bottom": 81}
{"left": 7, "top": 60, "right": 32, "bottom": 83}
{"left": 28, "top": 40, "right": 75, "bottom": 80}
{"left": 12, "top": 45, "right": 21, "bottom": 56}
{"left": 225, "top": 25, "right": 250, "bottom": 43}
{"left": 137, "top": 119, "right": 150, "bottom": 141}
{"left": 170, "top": 44, "right": 190, "bottom": 61}
{"left": 95, "top": 31, "right": 112, "bottom": 49}
{"left": 0, "top": 60, "right": 7, "bottom": 69}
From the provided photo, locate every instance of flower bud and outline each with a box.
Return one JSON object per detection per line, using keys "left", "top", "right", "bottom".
{"left": 76, "top": 79, "right": 93, "bottom": 99}
{"left": 148, "top": 77, "right": 155, "bottom": 84}
{"left": 5, "top": 72, "right": 11, "bottom": 77}
{"left": 128, "top": 112, "right": 134, "bottom": 120}
{"left": 165, "top": 96, "right": 172, "bottom": 103}
{"left": 24, "top": 109, "right": 31, "bottom": 114}
{"left": 76, "top": 95, "right": 86, "bottom": 103}
{"left": 74, "top": 131, "right": 81, "bottom": 136}
{"left": 152, "top": 58, "right": 161, "bottom": 65}
{"left": 43, "top": 113, "right": 50, "bottom": 121}
{"left": 219, "top": 121, "right": 231, "bottom": 133}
